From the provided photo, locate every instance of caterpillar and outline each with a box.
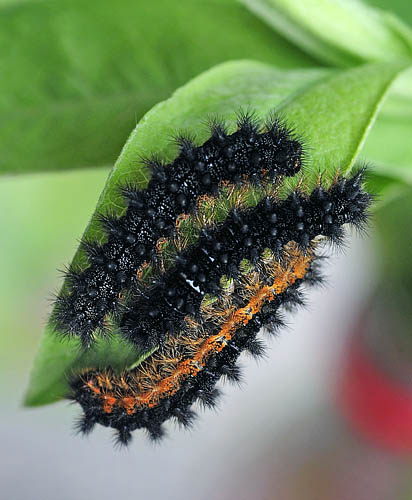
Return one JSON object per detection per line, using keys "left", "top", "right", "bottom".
{"left": 119, "top": 168, "right": 371, "bottom": 350}
{"left": 69, "top": 168, "right": 372, "bottom": 445}
{"left": 53, "top": 112, "right": 304, "bottom": 347}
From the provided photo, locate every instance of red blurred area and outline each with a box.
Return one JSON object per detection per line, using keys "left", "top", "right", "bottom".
{"left": 339, "top": 332, "right": 412, "bottom": 454}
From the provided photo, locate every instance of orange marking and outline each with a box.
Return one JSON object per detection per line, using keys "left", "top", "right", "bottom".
{"left": 136, "top": 261, "right": 149, "bottom": 280}
{"left": 101, "top": 395, "right": 117, "bottom": 414}
{"left": 219, "top": 180, "right": 231, "bottom": 189}
{"left": 120, "top": 397, "right": 137, "bottom": 415}
{"left": 196, "top": 194, "right": 215, "bottom": 209}
{"left": 90, "top": 251, "right": 312, "bottom": 413}
{"left": 156, "top": 238, "right": 168, "bottom": 253}
{"left": 87, "top": 381, "right": 101, "bottom": 395}
{"left": 175, "top": 213, "right": 190, "bottom": 229}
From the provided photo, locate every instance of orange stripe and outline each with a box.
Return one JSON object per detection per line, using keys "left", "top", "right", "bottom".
{"left": 94, "top": 252, "right": 312, "bottom": 413}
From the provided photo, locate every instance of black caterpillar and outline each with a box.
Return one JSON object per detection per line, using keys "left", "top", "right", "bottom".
{"left": 71, "top": 270, "right": 315, "bottom": 445}
{"left": 53, "top": 112, "right": 304, "bottom": 347}
{"left": 69, "top": 168, "right": 372, "bottom": 445}
{"left": 120, "top": 169, "right": 371, "bottom": 351}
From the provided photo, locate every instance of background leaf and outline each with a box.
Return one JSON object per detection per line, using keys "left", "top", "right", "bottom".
{"left": 25, "top": 59, "right": 407, "bottom": 406}
{"left": 0, "top": 0, "right": 316, "bottom": 175}
{"left": 361, "top": 111, "right": 412, "bottom": 207}
{"left": 368, "top": 0, "right": 412, "bottom": 27}
{"left": 241, "top": 0, "right": 412, "bottom": 120}
{"left": 363, "top": 114, "right": 412, "bottom": 184}
{"left": 241, "top": 0, "right": 412, "bottom": 66}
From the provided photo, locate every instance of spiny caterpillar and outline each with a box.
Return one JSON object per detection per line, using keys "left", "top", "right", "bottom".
{"left": 69, "top": 169, "right": 372, "bottom": 445}
{"left": 53, "top": 112, "right": 304, "bottom": 347}
{"left": 120, "top": 169, "right": 371, "bottom": 351}
{"left": 72, "top": 243, "right": 317, "bottom": 445}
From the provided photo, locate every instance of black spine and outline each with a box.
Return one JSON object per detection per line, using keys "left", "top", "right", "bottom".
{"left": 53, "top": 113, "right": 304, "bottom": 347}
{"left": 121, "top": 169, "right": 372, "bottom": 350}
{"left": 71, "top": 272, "right": 315, "bottom": 445}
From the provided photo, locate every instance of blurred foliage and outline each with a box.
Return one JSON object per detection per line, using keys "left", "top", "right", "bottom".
{"left": 0, "top": 168, "right": 108, "bottom": 369}
{"left": 241, "top": 0, "right": 412, "bottom": 66}
{"left": 0, "top": 0, "right": 315, "bottom": 174}
{"left": 375, "top": 188, "right": 412, "bottom": 291}
{"left": 2, "top": 0, "right": 412, "bottom": 182}
{"left": 369, "top": 187, "right": 412, "bottom": 358}
{"left": 368, "top": 0, "right": 412, "bottom": 26}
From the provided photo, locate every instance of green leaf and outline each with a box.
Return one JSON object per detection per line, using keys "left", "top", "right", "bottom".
{"left": 25, "top": 59, "right": 407, "bottom": 406}
{"left": 374, "top": 185, "right": 412, "bottom": 284}
{"left": 361, "top": 111, "right": 412, "bottom": 209}
{"left": 0, "top": 0, "right": 315, "bottom": 175}
{"left": 241, "top": 0, "right": 412, "bottom": 118}
{"left": 365, "top": 172, "right": 409, "bottom": 211}
{"left": 360, "top": 65, "right": 412, "bottom": 201}
{"left": 368, "top": 0, "right": 412, "bottom": 27}
{"left": 363, "top": 113, "right": 412, "bottom": 185}
{"left": 241, "top": 0, "right": 412, "bottom": 66}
